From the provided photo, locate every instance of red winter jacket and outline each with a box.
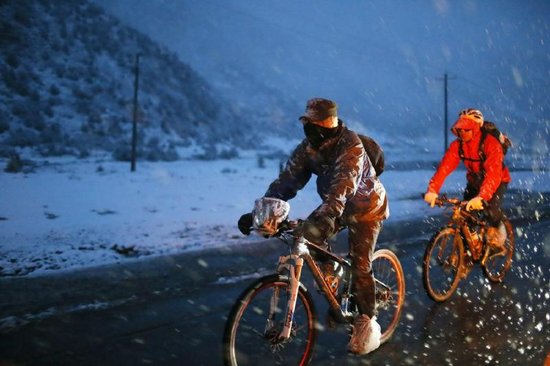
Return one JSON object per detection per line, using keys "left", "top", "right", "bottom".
{"left": 428, "top": 129, "right": 511, "bottom": 201}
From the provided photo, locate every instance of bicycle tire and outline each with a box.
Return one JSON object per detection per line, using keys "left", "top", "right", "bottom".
{"left": 372, "top": 249, "right": 406, "bottom": 343}
{"left": 223, "top": 274, "right": 317, "bottom": 366}
{"left": 423, "top": 227, "right": 464, "bottom": 302}
{"left": 482, "top": 218, "right": 515, "bottom": 282}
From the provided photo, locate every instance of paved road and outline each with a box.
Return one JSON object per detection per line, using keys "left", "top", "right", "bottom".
{"left": 1, "top": 194, "right": 549, "bottom": 365}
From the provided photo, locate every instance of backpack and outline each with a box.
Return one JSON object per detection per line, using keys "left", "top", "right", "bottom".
{"left": 458, "top": 121, "right": 512, "bottom": 162}
{"left": 358, "top": 134, "right": 385, "bottom": 176}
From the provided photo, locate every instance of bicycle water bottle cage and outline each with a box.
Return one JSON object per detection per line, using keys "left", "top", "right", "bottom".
{"left": 252, "top": 197, "right": 290, "bottom": 237}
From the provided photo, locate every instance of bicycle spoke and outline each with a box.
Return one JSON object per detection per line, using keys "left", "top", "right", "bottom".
{"left": 482, "top": 219, "right": 515, "bottom": 283}
{"left": 372, "top": 249, "right": 405, "bottom": 343}
{"left": 423, "top": 228, "right": 462, "bottom": 302}
{"left": 436, "top": 234, "right": 450, "bottom": 264}
{"left": 224, "top": 276, "right": 316, "bottom": 366}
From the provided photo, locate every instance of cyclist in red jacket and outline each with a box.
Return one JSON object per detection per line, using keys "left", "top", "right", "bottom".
{"left": 423, "top": 108, "right": 511, "bottom": 252}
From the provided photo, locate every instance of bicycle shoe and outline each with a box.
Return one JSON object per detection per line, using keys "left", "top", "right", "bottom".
{"left": 348, "top": 314, "right": 381, "bottom": 355}
{"left": 487, "top": 224, "right": 506, "bottom": 249}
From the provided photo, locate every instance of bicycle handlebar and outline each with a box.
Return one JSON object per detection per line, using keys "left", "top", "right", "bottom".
{"left": 420, "top": 193, "right": 464, "bottom": 207}
{"left": 435, "top": 195, "right": 463, "bottom": 207}
{"left": 254, "top": 219, "right": 339, "bottom": 258}
{"left": 421, "top": 193, "right": 488, "bottom": 227}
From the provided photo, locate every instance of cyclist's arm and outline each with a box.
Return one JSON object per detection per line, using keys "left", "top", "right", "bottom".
{"left": 478, "top": 135, "right": 504, "bottom": 201}
{"left": 427, "top": 141, "right": 461, "bottom": 194}
{"left": 264, "top": 141, "right": 312, "bottom": 201}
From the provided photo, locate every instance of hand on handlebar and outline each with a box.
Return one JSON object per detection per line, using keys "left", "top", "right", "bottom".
{"left": 424, "top": 192, "right": 439, "bottom": 208}
{"left": 465, "top": 196, "right": 484, "bottom": 211}
{"left": 294, "top": 216, "right": 335, "bottom": 244}
{"left": 238, "top": 212, "right": 253, "bottom": 235}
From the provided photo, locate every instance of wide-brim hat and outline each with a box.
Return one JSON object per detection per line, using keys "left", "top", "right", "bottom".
{"left": 299, "top": 98, "right": 338, "bottom": 122}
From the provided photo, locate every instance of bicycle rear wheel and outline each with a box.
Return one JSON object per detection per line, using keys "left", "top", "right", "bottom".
{"left": 423, "top": 227, "right": 463, "bottom": 302}
{"left": 372, "top": 249, "right": 405, "bottom": 343}
{"left": 483, "top": 219, "right": 515, "bottom": 282}
{"left": 223, "top": 274, "right": 317, "bottom": 366}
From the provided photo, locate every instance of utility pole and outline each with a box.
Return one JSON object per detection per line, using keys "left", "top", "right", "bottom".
{"left": 131, "top": 53, "right": 140, "bottom": 172}
{"left": 444, "top": 73, "right": 449, "bottom": 152}
{"left": 439, "top": 72, "right": 456, "bottom": 154}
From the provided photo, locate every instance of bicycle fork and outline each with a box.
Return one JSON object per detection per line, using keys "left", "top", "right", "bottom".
{"left": 268, "top": 254, "right": 305, "bottom": 341}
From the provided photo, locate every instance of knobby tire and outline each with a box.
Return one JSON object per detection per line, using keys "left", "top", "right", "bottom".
{"left": 482, "top": 218, "right": 515, "bottom": 282}
{"left": 423, "top": 227, "right": 463, "bottom": 302}
{"left": 372, "top": 249, "right": 406, "bottom": 343}
{"left": 223, "top": 274, "right": 317, "bottom": 366}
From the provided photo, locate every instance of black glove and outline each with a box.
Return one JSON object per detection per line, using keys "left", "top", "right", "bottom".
{"left": 238, "top": 213, "right": 253, "bottom": 235}
{"left": 298, "top": 215, "right": 336, "bottom": 244}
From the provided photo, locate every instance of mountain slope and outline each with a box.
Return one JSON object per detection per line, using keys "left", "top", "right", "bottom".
{"left": 0, "top": 0, "right": 269, "bottom": 160}
{"left": 95, "top": 0, "right": 549, "bottom": 166}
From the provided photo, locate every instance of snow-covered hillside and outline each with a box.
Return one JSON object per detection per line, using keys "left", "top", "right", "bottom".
{"left": 0, "top": 0, "right": 269, "bottom": 161}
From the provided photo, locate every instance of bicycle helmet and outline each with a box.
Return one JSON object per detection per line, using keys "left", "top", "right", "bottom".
{"left": 458, "top": 108, "right": 484, "bottom": 126}
{"left": 252, "top": 197, "right": 290, "bottom": 236}
{"left": 452, "top": 108, "right": 484, "bottom": 135}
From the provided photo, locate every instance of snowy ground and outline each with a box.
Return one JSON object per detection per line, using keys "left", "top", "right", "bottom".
{"left": 0, "top": 146, "right": 547, "bottom": 277}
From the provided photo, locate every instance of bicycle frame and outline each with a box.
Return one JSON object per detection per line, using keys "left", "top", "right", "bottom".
{"left": 270, "top": 234, "right": 349, "bottom": 341}
{"left": 422, "top": 195, "right": 515, "bottom": 303}
{"left": 272, "top": 231, "right": 399, "bottom": 341}
{"left": 438, "top": 197, "right": 505, "bottom": 270}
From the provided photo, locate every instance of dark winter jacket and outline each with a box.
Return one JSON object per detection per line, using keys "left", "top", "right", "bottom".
{"left": 265, "top": 121, "right": 389, "bottom": 223}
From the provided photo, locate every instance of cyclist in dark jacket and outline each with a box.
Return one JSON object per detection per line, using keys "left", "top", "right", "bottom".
{"left": 238, "top": 98, "right": 388, "bottom": 355}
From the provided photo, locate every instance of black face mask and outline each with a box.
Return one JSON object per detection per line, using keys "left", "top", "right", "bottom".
{"left": 303, "top": 123, "right": 339, "bottom": 148}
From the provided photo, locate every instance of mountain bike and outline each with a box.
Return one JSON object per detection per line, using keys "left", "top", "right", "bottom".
{"left": 422, "top": 195, "right": 515, "bottom": 302}
{"left": 223, "top": 220, "right": 405, "bottom": 365}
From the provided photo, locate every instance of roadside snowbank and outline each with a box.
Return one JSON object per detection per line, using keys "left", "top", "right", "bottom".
{"left": 0, "top": 152, "right": 546, "bottom": 277}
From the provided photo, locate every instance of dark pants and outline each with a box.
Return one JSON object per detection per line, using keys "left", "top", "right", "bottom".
{"left": 347, "top": 219, "right": 382, "bottom": 318}
{"left": 464, "top": 182, "right": 507, "bottom": 227}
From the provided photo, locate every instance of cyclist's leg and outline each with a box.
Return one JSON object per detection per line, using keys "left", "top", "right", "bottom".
{"left": 485, "top": 183, "right": 507, "bottom": 226}
{"left": 347, "top": 218, "right": 382, "bottom": 354}
{"left": 463, "top": 180, "right": 484, "bottom": 258}
{"left": 348, "top": 219, "right": 381, "bottom": 318}
{"left": 485, "top": 183, "right": 508, "bottom": 249}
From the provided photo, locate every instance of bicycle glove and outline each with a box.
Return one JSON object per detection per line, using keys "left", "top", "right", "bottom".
{"left": 424, "top": 192, "right": 438, "bottom": 208}
{"left": 238, "top": 213, "right": 253, "bottom": 235}
{"left": 299, "top": 215, "right": 336, "bottom": 245}
{"left": 466, "top": 196, "right": 484, "bottom": 211}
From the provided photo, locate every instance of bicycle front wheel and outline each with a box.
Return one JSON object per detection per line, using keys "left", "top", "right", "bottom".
{"left": 483, "top": 218, "right": 515, "bottom": 282}
{"left": 423, "top": 227, "right": 463, "bottom": 302}
{"left": 372, "top": 249, "right": 405, "bottom": 344}
{"left": 223, "top": 274, "right": 317, "bottom": 366}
